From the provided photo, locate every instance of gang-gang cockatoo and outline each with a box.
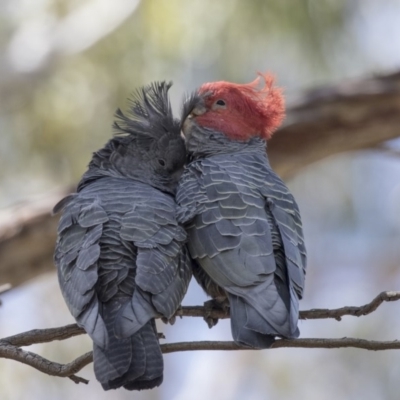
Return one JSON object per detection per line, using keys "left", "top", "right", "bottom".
{"left": 176, "top": 73, "right": 306, "bottom": 348}
{"left": 54, "top": 82, "right": 192, "bottom": 390}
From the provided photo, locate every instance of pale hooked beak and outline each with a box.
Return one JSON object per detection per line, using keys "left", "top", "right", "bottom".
{"left": 187, "top": 104, "right": 206, "bottom": 119}
{"left": 181, "top": 90, "right": 210, "bottom": 138}
{"left": 183, "top": 102, "right": 206, "bottom": 139}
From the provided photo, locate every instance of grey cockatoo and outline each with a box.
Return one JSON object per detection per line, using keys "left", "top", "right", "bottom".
{"left": 176, "top": 73, "right": 306, "bottom": 349}
{"left": 53, "top": 82, "right": 192, "bottom": 390}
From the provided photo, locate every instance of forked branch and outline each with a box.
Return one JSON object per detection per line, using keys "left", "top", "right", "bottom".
{"left": 1, "top": 290, "right": 399, "bottom": 384}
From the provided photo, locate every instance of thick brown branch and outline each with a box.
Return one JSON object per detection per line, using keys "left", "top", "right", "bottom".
{"left": 2, "top": 71, "right": 400, "bottom": 289}
{"left": 269, "top": 70, "right": 400, "bottom": 177}
{"left": 0, "top": 188, "right": 73, "bottom": 289}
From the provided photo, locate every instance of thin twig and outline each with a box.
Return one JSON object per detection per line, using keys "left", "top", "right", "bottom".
{"left": 299, "top": 291, "right": 400, "bottom": 321}
{"left": 2, "top": 324, "right": 85, "bottom": 347}
{"left": 161, "top": 338, "right": 400, "bottom": 353}
{"left": 0, "top": 343, "right": 92, "bottom": 383}
{"left": 177, "top": 291, "right": 400, "bottom": 322}
{"left": 69, "top": 374, "right": 90, "bottom": 385}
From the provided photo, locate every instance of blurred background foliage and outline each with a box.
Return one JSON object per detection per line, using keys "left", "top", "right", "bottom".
{"left": 1, "top": 0, "right": 400, "bottom": 399}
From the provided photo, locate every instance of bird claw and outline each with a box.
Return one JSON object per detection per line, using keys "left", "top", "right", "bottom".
{"left": 203, "top": 298, "right": 229, "bottom": 329}
{"left": 161, "top": 316, "right": 176, "bottom": 325}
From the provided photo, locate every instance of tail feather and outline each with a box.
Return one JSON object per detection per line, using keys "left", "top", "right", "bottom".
{"left": 123, "top": 321, "right": 163, "bottom": 390}
{"left": 228, "top": 275, "right": 300, "bottom": 349}
{"left": 229, "top": 274, "right": 299, "bottom": 333}
{"left": 229, "top": 294, "right": 276, "bottom": 349}
{"left": 93, "top": 301, "right": 163, "bottom": 391}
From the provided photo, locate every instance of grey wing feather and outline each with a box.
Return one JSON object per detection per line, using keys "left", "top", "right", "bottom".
{"left": 229, "top": 294, "right": 276, "bottom": 349}
{"left": 54, "top": 80, "right": 185, "bottom": 390}
{"left": 52, "top": 193, "right": 77, "bottom": 215}
{"left": 177, "top": 154, "right": 306, "bottom": 346}
{"left": 152, "top": 245, "right": 193, "bottom": 317}
{"left": 115, "top": 289, "right": 158, "bottom": 338}
{"left": 115, "top": 188, "right": 192, "bottom": 338}
{"left": 55, "top": 178, "right": 182, "bottom": 390}
{"left": 54, "top": 196, "right": 108, "bottom": 348}
{"left": 261, "top": 172, "right": 307, "bottom": 300}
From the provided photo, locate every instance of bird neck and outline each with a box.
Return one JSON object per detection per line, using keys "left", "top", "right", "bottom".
{"left": 186, "top": 126, "right": 267, "bottom": 160}
{"left": 77, "top": 137, "right": 176, "bottom": 195}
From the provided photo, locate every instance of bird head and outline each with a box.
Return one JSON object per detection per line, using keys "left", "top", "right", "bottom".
{"left": 80, "top": 82, "right": 186, "bottom": 194}
{"left": 181, "top": 73, "right": 285, "bottom": 154}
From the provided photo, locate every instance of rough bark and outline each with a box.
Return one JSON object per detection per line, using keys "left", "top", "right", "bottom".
{"left": 268, "top": 70, "right": 400, "bottom": 177}
{"left": 0, "top": 188, "right": 73, "bottom": 288}
{"left": 1, "top": 71, "right": 400, "bottom": 288}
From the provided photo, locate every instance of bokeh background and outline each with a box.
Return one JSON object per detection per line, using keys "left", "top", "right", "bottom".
{"left": 1, "top": 0, "right": 400, "bottom": 399}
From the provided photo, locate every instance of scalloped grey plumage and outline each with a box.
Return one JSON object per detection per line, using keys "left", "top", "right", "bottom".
{"left": 176, "top": 97, "right": 306, "bottom": 348}
{"left": 54, "top": 81, "right": 192, "bottom": 391}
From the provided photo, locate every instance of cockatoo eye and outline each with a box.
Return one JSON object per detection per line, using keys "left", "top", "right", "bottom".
{"left": 158, "top": 159, "right": 166, "bottom": 167}
{"left": 215, "top": 99, "right": 226, "bottom": 106}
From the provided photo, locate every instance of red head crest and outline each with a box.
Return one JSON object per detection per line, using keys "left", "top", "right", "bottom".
{"left": 195, "top": 72, "right": 285, "bottom": 140}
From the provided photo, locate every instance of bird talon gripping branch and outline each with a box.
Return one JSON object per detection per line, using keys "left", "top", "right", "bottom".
{"left": 202, "top": 298, "right": 229, "bottom": 328}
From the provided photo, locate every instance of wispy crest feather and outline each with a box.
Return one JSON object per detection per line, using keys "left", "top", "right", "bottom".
{"left": 113, "top": 81, "right": 179, "bottom": 139}
{"left": 184, "top": 73, "right": 285, "bottom": 140}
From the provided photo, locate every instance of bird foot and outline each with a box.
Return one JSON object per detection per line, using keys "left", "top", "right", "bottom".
{"left": 161, "top": 305, "right": 182, "bottom": 326}
{"left": 203, "top": 297, "right": 229, "bottom": 329}
{"left": 161, "top": 315, "right": 176, "bottom": 326}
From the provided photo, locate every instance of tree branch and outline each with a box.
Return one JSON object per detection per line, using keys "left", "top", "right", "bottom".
{"left": 2, "top": 71, "right": 400, "bottom": 289}
{"left": 0, "top": 188, "right": 74, "bottom": 289}
{"left": 161, "top": 338, "right": 400, "bottom": 353}
{"left": 175, "top": 291, "right": 400, "bottom": 322}
{"left": 2, "top": 324, "right": 85, "bottom": 347}
{"left": 300, "top": 290, "right": 400, "bottom": 321}
{"left": 0, "top": 343, "right": 92, "bottom": 384}
{"left": 268, "top": 70, "right": 400, "bottom": 178}
{"left": 2, "top": 337, "right": 400, "bottom": 385}
{"left": 1, "top": 290, "right": 397, "bottom": 348}
{"left": 1, "top": 291, "right": 400, "bottom": 383}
